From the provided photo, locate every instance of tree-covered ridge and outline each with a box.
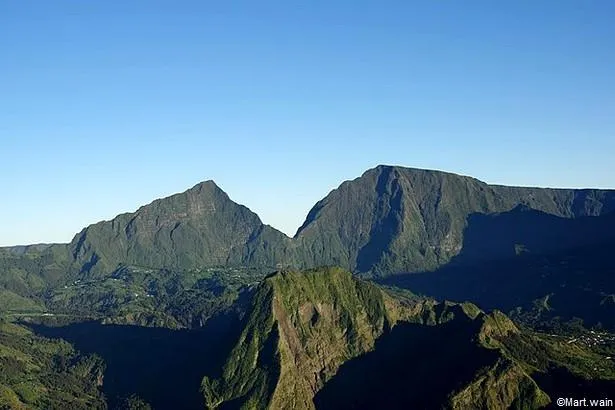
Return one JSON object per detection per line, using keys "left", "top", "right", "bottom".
{"left": 201, "top": 267, "right": 405, "bottom": 409}
{"left": 201, "top": 267, "right": 615, "bottom": 409}
{"left": 0, "top": 319, "right": 106, "bottom": 409}
{"left": 0, "top": 245, "right": 71, "bottom": 314}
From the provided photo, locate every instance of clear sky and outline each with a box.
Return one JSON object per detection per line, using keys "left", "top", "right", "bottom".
{"left": 1, "top": 1, "right": 614, "bottom": 246}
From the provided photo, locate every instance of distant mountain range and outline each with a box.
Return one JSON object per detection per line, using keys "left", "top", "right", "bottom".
{"left": 11, "top": 164, "right": 613, "bottom": 277}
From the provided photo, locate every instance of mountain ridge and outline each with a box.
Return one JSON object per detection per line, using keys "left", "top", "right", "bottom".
{"left": 291, "top": 165, "right": 615, "bottom": 274}
{"left": 3, "top": 164, "right": 615, "bottom": 280}
{"left": 5, "top": 164, "right": 614, "bottom": 248}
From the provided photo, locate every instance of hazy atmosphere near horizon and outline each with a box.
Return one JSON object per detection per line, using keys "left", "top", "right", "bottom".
{"left": 2, "top": 1, "right": 614, "bottom": 246}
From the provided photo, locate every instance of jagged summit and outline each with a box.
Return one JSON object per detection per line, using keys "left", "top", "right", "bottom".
{"left": 128, "top": 179, "right": 235, "bottom": 217}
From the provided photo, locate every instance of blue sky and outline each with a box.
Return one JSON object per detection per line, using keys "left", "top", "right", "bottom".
{"left": 1, "top": 1, "right": 614, "bottom": 245}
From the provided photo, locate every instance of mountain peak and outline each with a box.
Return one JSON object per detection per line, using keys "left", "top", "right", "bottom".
{"left": 293, "top": 165, "right": 615, "bottom": 274}
{"left": 68, "top": 178, "right": 287, "bottom": 275}
{"left": 63, "top": 165, "right": 615, "bottom": 277}
{"left": 168, "top": 179, "right": 227, "bottom": 202}
{"left": 189, "top": 179, "right": 221, "bottom": 191}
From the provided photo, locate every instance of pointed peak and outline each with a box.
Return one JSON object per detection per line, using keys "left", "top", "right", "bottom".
{"left": 190, "top": 179, "right": 221, "bottom": 190}
{"left": 127, "top": 179, "right": 231, "bottom": 213}
{"left": 182, "top": 179, "right": 229, "bottom": 198}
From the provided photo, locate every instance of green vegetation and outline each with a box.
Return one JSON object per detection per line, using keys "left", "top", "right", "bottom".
{"left": 0, "top": 290, "right": 45, "bottom": 313}
{"left": 448, "top": 359, "right": 550, "bottom": 410}
{"left": 0, "top": 245, "right": 71, "bottom": 314}
{"left": 0, "top": 318, "right": 105, "bottom": 409}
{"left": 0, "top": 264, "right": 266, "bottom": 328}
{"left": 201, "top": 267, "right": 614, "bottom": 409}
{"left": 44, "top": 265, "right": 265, "bottom": 328}
{"left": 6, "top": 165, "right": 613, "bottom": 285}
{"left": 201, "top": 267, "right": 404, "bottom": 409}
{"left": 1, "top": 165, "right": 614, "bottom": 408}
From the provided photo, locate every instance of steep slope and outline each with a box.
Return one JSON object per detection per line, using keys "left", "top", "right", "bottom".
{"left": 201, "top": 268, "right": 611, "bottom": 409}
{"left": 69, "top": 181, "right": 294, "bottom": 277}
{"left": 294, "top": 165, "right": 615, "bottom": 275}
{"left": 201, "top": 267, "right": 407, "bottom": 409}
{"left": 452, "top": 205, "right": 615, "bottom": 264}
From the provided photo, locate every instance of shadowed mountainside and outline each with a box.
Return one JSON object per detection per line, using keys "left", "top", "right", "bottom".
{"left": 453, "top": 205, "right": 615, "bottom": 265}
{"left": 312, "top": 318, "right": 501, "bottom": 409}
{"left": 380, "top": 208, "right": 615, "bottom": 330}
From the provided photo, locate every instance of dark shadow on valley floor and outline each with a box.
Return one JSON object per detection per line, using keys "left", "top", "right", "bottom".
{"left": 28, "top": 313, "right": 242, "bottom": 410}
